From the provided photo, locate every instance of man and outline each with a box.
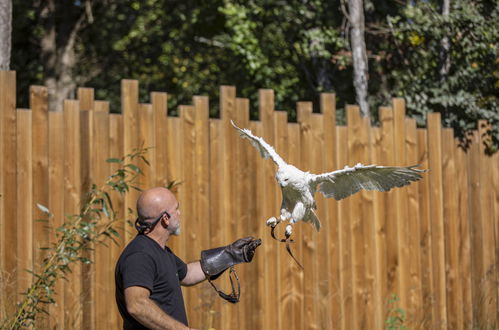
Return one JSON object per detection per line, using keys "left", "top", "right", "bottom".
{"left": 115, "top": 187, "right": 261, "bottom": 330}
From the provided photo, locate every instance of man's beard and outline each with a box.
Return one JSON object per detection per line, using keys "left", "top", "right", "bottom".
{"left": 170, "top": 224, "right": 181, "bottom": 236}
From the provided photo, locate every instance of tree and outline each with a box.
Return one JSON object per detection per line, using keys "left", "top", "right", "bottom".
{"left": 382, "top": 0, "right": 498, "bottom": 151}
{"left": 346, "top": 0, "right": 369, "bottom": 117}
{"left": 0, "top": 0, "right": 12, "bottom": 70}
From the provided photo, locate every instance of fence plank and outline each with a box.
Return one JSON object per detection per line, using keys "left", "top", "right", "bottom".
{"left": 28, "top": 85, "right": 50, "bottom": 328}
{"left": 312, "top": 112, "right": 333, "bottom": 330}
{"left": 179, "top": 104, "right": 197, "bottom": 326}
{"left": 30, "top": 85, "right": 49, "bottom": 274}
{"left": 274, "top": 110, "right": 287, "bottom": 330}
{"left": 378, "top": 107, "right": 396, "bottom": 323}
{"left": 405, "top": 118, "right": 423, "bottom": 326}
{"left": 234, "top": 97, "right": 251, "bottom": 330}
{"left": 0, "top": 71, "right": 17, "bottom": 319}
{"left": 392, "top": 99, "right": 411, "bottom": 320}
{"left": 427, "top": 112, "right": 447, "bottom": 328}
{"left": 321, "top": 94, "right": 341, "bottom": 329}
{"left": 287, "top": 123, "right": 304, "bottom": 330}
{"left": 346, "top": 105, "right": 374, "bottom": 329}
{"left": 122, "top": 80, "right": 140, "bottom": 243}
{"left": 260, "top": 89, "right": 279, "bottom": 330}
{"left": 297, "top": 101, "right": 319, "bottom": 330}
{"left": 208, "top": 118, "right": 223, "bottom": 329}
{"left": 220, "top": 86, "right": 239, "bottom": 329}
{"left": 78, "top": 87, "right": 94, "bottom": 111}
{"left": 93, "top": 105, "right": 111, "bottom": 330}
{"left": 454, "top": 137, "right": 472, "bottom": 329}
{"left": 16, "top": 109, "right": 33, "bottom": 303}
{"left": 441, "top": 128, "right": 463, "bottom": 329}
{"left": 192, "top": 96, "right": 214, "bottom": 329}
{"left": 139, "top": 103, "right": 155, "bottom": 189}
{"left": 417, "top": 128, "right": 433, "bottom": 328}
{"left": 80, "top": 108, "right": 95, "bottom": 330}
{"left": 336, "top": 125, "right": 353, "bottom": 330}
{"left": 371, "top": 125, "right": 386, "bottom": 329}
{"left": 249, "top": 120, "right": 266, "bottom": 330}
{"left": 109, "top": 113, "right": 124, "bottom": 330}
{"left": 477, "top": 120, "right": 497, "bottom": 326}
{"left": 46, "top": 110, "right": 65, "bottom": 328}
{"left": 63, "top": 100, "right": 83, "bottom": 328}
{"left": 151, "top": 92, "right": 168, "bottom": 187}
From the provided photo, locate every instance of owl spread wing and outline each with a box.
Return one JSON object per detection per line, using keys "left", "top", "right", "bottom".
{"left": 231, "top": 120, "right": 287, "bottom": 167}
{"left": 311, "top": 164, "right": 426, "bottom": 201}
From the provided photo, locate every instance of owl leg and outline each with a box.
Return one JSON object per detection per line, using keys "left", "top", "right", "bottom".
{"left": 283, "top": 224, "right": 303, "bottom": 269}
{"left": 266, "top": 216, "right": 281, "bottom": 240}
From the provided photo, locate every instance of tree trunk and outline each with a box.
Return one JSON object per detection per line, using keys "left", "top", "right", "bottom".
{"left": 439, "top": 0, "right": 451, "bottom": 81}
{"left": 0, "top": 0, "right": 12, "bottom": 70}
{"left": 348, "top": 0, "right": 369, "bottom": 118}
{"left": 40, "top": 0, "right": 85, "bottom": 111}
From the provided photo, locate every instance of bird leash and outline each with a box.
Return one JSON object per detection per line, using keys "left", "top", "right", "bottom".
{"left": 208, "top": 266, "right": 241, "bottom": 304}
{"left": 270, "top": 226, "right": 304, "bottom": 270}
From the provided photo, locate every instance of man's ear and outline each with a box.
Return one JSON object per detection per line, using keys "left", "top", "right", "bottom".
{"left": 160, "top": 215, "right": 169, "bottom": 228}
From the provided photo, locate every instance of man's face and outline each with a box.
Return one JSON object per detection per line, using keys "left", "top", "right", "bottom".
{"left": 167, "top": 201, "right": 181, "bottom": 236}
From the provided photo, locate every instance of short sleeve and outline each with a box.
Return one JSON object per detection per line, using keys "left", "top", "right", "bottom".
{"left": 173, "top": 253, "right": 188, "bottom": 281}
{"left": 120, "top": 252, "right": 156, "bottom": 292}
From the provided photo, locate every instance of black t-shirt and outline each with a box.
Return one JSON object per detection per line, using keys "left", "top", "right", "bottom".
{"left": 115, "top": 234, "right": 188, "bottom": 329}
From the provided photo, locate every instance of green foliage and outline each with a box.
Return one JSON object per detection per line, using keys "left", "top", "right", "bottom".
{"left": 382, "top": 0, "right": 498, "bottom": 152}
{"left": 1, "top": 149, "right": 148, "bottom": 329}
{"left": 385, "top": 294, "right": 407, "bottom": 330}
{"left": 10, "top": 0, "right": 498, "bottom": 150}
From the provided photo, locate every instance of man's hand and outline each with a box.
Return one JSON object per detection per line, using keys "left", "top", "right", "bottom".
{"left": 227, "top": 236, "right": 262, "bottom": 262}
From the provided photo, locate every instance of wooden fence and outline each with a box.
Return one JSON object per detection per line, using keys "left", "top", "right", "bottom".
{"left": 0, "top": 70, "right": 497, "bottom": 329}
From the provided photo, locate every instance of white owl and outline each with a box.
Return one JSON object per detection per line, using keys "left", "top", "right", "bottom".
{"left": 232, "top": 120, "right": 426, "bottom": 267}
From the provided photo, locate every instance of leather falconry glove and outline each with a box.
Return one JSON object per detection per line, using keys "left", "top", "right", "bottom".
{"left": 200, "top": 236, "right": 261, "bottom": 303}
{"left": 200, "top": 236, "right": 261, "bottom": 279}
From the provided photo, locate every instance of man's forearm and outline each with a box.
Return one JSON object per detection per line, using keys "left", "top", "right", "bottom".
{"left": 129, "top": 297, "right": 189, "bottom": 330}
{"left": 181, "top": 261, "right": 207, "bottom": 286}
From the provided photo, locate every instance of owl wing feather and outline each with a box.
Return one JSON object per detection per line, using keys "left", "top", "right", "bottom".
{"left": 231, "top": 120, "right": 287, "bottom": 167}
{"left": 311, "top": 164, "right": 426, "bottom": 201}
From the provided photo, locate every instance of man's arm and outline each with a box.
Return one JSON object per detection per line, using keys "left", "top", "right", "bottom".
{"left": 125, "top": 286, "right": 193, "bottom": 330}
{"left": 180, "top": 261, "right": 206, "bottom": 286}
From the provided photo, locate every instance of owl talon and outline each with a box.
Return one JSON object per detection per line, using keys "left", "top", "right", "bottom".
{"left": 266, "top": 217, "right": 278, "bottom": 227}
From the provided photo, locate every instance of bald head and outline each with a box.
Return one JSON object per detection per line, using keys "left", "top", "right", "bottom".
{"left": 137, "top": 187, "right": 177, "bottom": 221}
